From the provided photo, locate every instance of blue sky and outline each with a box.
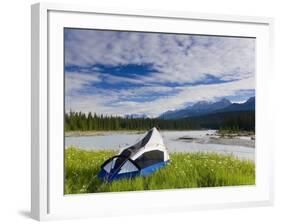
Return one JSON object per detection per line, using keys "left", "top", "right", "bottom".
{"left": 65, "top": 28, "right": 255, "bottom": 117}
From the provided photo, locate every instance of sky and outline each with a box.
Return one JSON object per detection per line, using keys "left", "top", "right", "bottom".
{"left": 65, "top": 28, "right": 255, "bottom": 117}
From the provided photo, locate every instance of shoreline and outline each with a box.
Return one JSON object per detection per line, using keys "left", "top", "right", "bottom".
{"left": 65, "top": 130, "right": 255, "bottom": 161}
{"left": 65, "top": 130, "right": 255, "bottom": 157}
{"left": 65, "top": 130, "right": 147, "bottom": 137}
{"left": 178, "top": 137, "right": 255, "bottom": 148}
{"left": 64, "top": 129, "right": 216, "bottom": 137}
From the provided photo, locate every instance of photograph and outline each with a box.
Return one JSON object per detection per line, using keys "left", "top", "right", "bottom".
{"left": 64, "top": 28, "right": 255, "bottom": 194}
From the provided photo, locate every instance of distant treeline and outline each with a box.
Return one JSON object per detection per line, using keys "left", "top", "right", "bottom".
{"left": 185, "top": 110, "right": 255, "bottom": 132}
{"left": 64, "top": 111, "right": 197, "bottom": 131}
{"left": 65, "top": 110, "right": 255, "bottom": 132}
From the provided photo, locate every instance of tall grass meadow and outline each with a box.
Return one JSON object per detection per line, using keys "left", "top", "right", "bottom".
{"left": 65, "top": 147, "right": 255, "bottom": 194}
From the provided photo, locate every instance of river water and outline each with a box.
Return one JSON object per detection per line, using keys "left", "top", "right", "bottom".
{"left": 65, "top": 130, "right": 255, "bottom": 161}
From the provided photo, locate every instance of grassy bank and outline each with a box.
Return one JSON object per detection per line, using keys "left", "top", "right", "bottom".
{"left": 65, "top": 147, "right": 255, "bottom": 194}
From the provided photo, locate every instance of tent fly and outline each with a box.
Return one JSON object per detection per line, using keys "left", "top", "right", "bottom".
{"left": 98, "top": 127, "right": 170, "bottom": 182}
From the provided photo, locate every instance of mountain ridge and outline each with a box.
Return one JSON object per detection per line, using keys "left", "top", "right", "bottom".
{"left": 159, "top": 97, "right": 255, "bottom": 120}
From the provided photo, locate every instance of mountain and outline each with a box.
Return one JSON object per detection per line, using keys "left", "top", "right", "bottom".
{"left": 159, "top": 97, "right": 254, "bottom": 120}
{"left": 192, "top": 98, "right": 232, "bottom": 112}
{"left": 214, "top": 97, "right": 255, "bottom": 113}
{"left": 159, "top": 99, "right": 230, "bottom": 119}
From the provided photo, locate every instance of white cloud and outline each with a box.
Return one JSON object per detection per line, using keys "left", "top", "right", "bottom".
{"left": 65, "top": 30, "right": 255, "bottom": 84}
{"left": 65, "top": 29, "right": 255, "bottom": 117}
{"left": 65, "top": 72, "right": 101, "bottom": 95}
{"left": 66, "top": 77, "right": 254, "bottom": 117}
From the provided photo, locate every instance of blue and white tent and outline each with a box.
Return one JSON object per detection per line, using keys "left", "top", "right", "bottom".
{"left": 98, "top": 127, "right": 170, "bottom": 182}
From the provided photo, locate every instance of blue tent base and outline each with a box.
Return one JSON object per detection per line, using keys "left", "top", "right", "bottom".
{"left": 140, "top": 161, "right": 169, "bottom": 176}
{"left": 98, "top": 160, "right": 170, "bottom": 182}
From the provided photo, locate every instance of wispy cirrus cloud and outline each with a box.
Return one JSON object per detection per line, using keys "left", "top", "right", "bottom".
{"left": 65, "top": 28, "right": 255, "bottom": 117}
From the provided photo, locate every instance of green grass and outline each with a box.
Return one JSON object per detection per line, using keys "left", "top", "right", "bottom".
{"left": 65, "top": 147, "right": 255, "bottom": 194}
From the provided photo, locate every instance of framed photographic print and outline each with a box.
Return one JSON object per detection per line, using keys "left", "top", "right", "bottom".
{"left": 31, "top": 2, "right": 274, "bottom": 221}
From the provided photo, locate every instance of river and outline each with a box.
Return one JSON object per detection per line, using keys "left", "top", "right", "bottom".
{"left": 65, "top": 130, "right": 255, "bottom": 161}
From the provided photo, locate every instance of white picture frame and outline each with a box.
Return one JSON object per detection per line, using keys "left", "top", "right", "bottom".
{"left": 31, "top": 2, "right": 274, "bottom": 221}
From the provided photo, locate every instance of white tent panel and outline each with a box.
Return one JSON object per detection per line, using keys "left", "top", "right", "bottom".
{"left": 120, "top": 127, "right": 170, "bottom": 162}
